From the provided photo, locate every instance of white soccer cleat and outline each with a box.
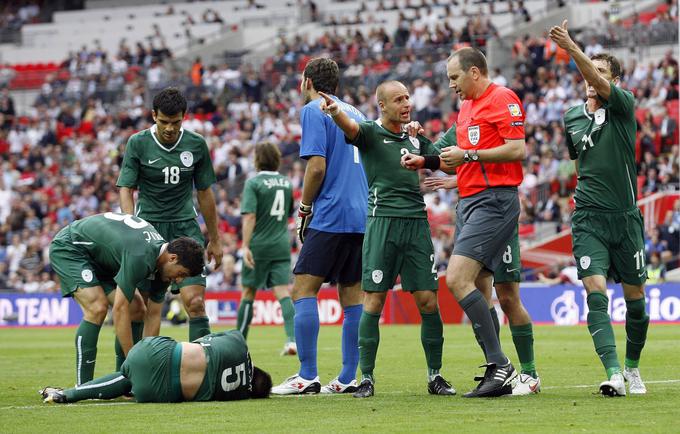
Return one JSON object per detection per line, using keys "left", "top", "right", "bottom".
{"left": 623, "top": 367, "right": 647, "bottom": 395}
{"left": 599, "top": 373, "right": 626, "bottom": 397}
{"left": 320, "top": 377, "right": 359, "bottom": 394}
{"left": 511, "top": 373, "right": 541, "bottom": 396}
{"left": 280, "top": 342, "right": 297, "bottom": 356}
{"left": 271, "top": 374, "right": 321, "bottom": 395}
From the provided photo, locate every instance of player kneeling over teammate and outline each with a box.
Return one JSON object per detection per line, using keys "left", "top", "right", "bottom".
{"left": 40, "top": 330, "right": 272, "bottom": 403}
{"left": 319, "top": 80, "right": 456, "bottom": 398}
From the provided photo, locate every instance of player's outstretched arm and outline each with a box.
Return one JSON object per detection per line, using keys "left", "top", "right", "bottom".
{"left": 119, "top": 187, "right": 136, "bottom": 215}
{"left": 318, "top": 91, "right": 360, "bottom": 141}
{"left": 549, "top": 20, "right": 611, "bottom": 100}
{"left": 112, "top": 288, "right": 134, "bottom": 356}
{"left": 197, "top": 187, "right": 223, "bottom": 268}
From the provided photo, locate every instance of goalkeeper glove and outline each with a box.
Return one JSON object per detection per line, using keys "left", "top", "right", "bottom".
{"left": 296, "top": 202, "right": 313, "bottom": 243}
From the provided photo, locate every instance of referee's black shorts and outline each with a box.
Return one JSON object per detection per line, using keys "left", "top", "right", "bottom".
{"left": 293, "top": 229, "right": 364, "bottom": 285}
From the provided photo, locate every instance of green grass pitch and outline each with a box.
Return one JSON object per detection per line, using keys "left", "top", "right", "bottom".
{"left": 1, "top": 324, "right": 678, "bottom": 433}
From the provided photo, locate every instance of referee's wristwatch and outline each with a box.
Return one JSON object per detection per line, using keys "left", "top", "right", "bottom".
{"left": 463, "top": 150, "right": 479, "bottom": 163}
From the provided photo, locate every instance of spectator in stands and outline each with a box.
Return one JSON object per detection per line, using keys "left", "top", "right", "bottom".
{"left": 646, "top": 252, "right": 666, "bottom": 284}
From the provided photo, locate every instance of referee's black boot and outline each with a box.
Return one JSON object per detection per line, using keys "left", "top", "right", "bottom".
{"left": 463, "top": 362, "right": 517, "bottom": 398}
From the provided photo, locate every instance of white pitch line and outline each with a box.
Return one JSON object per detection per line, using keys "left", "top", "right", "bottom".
{"left": 542, "top": 379, "right": 680, "bottom": 390}
{"left": 0, "top": 401, "right": 135, "bottom": 411}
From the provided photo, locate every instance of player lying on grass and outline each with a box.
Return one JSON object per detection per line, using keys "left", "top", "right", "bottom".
{"left": 40, "top": 330, "right": 272, "bottom": 403}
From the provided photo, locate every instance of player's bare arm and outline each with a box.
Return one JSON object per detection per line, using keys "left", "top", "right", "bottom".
{"left": 549, "top": 20, "right": 611, "bottom": 100}
{"left": 197, "top": 187, "right": 223, "bottom": 268}
{"left": 112, "top": 287, "right": 134, "bottom": 355}
{"left": 119, "top": 187, "right": 136, "bottom": 214}
{"left": 296, "top": 155, "right": 326, "bottom": 243}
{"left": 143, "top": 299, "right": 163, "bottom": 337}
{"left": 241, "top": 213, "right": 256, "bottom": 269}
{"left": 319, "top": 91, "right": 360, "bottom": 141}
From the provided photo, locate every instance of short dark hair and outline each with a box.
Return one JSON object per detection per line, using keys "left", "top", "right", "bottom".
{"left": 303, "top": 58, "right": 339, "bottom": 94}
{"left": 451, "top": 47, "right": 488, "bottom": 76}
{"left": 167, "top": 237, "right": 204, "bottom": 276}
{"left": 152, "top": 87, "right": 187, "bottom": 116}
{"left": 590, "top": 53, "right": 622, "bottom": 79}
{"left": 250, "top": 366, "right": 272, "bottom": 399}
{"left": 254, "top": 142, "right": 281, "bottom": 172}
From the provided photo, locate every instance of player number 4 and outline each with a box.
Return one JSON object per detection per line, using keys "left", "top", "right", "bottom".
{"left": 633, "top": 249, "right": 645, "bottom": 270}
{"left": 270, "top": 189, "right": 285, "bottom": 221}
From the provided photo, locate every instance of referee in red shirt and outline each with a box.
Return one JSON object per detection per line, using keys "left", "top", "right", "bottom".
{"left": 440, "top": 48, "right": 526, "bottom": 397}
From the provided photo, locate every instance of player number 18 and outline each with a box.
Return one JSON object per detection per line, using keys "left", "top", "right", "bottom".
{"left": 162, "top": 166, "right": 180, "bottom": 184}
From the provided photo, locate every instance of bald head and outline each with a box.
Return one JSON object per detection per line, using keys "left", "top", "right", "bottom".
{"left": 376, "top": 80, "right": 408, "bottom": 103}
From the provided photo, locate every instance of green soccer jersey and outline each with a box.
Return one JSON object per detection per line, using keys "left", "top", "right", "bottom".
{"left": 433, "top": 124, "right": 457, "bottom": 153}
{"left": 116, "top": 126, "right": 217, "bottom": 222}
{"left": 195, "top": 330, "right": 252, "bottom": 402}
{"left": 68, "top": 213, "right": 167, "bottom": 301}
{"left": 352, "top": 120, "right": 436, "bottom": 218}
{"left": 240, "top": 171, "right": 293, "bottom": 260}
{"left": 564, "top": 83, "right": 638, "bottom": 211}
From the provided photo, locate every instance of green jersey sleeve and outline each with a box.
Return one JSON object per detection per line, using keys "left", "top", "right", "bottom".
{"left": 565, "top": 124, "right": 577, "bottom": 160}
{"left": 115, "top": 253, "right": 154, "bottom": 302}
{"left": 193, "top": 138, "right": 217, "bottom": 191}
{"left": 605, "top": 83, "right": 635, "bottom": 118}
{"left": 350, "top": 121, "right": 373, "bottom": 150}
{"left": 419, "top": 134, "right": 437, "bottom": 156}
{"left": 117, "top": 136, "right": 140, "bottom": 188}
{"left": 433, "top": 125, "right": 457, "bottom": 154}
{"left": 240, "top": 180, "right": 257, "bottom": 215}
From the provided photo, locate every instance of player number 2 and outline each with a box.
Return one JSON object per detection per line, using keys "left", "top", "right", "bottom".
{"left": 502, "top": 245, "right": 512, "bottom": 264}
{"left": 270, "top": 189, "right": 285, "bottom": 221}
{"left": 221, "top": 362, "right": 247, "bottom": 392}
{"left": 163, "top": 166, "right": 180, "bottom": 184}
{"left": 430, "top": 254, "right": 437, "bottom": 279}
{"left": 353, "top": 145, "right": 360, "bottom": 164}
{"left": 633, "top": 249, "right": 645, "bottom": 270}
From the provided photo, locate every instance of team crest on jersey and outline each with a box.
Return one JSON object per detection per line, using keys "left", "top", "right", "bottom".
{"left": 594, "top": 108, "right": 606, "bottom": 125}
{"left": 507, "top": 104, "right": 522, "bottom": 117}
{"left": 81, "top": 269, "right": 93, "bottom": 283}
{"left": 580, "top": 256, "right": 591, "bottom": 270}
{"left": 467, "top": 126, "right": 480, "bottom": 146}
{"left": 180, "top": 151, "right": 193, "bottom": 167}
{"left": 372, "top": 270, "right": 383, "bottom": 284}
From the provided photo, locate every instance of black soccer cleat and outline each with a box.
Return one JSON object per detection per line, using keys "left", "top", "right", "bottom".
{"left": 427, "top": 375, "right": 456, "bottom": 396}
{"left": 352, "top": 379, "right": 375, "bottom": 398}
{"left": 40, "top": 387, "right": 67, "bottom": 404}
{"left": 463, "top": 362, "right": 517, "bottom": 398}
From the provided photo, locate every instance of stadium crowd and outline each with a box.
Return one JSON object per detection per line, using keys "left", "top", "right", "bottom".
{"left": 0, "top": 2, "right": 678, "bottom": 293}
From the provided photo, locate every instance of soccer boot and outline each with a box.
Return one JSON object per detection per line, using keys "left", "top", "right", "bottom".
{"left": 599, "top": 373, "right": 626, "bottom": 397}
{"left": 280, "top": 342, "right": 297, "bottom": 356}
{"left": 320, "top": 377, "right": 359, "bottom": 394}
{"left": 463, "top": 362, "right": 518, "bottom": 398}
{"left": 40, "top": 387, "right": 67, "bottom": 404}
{"left": 427, "top": 375, "right": 456, "bottom": 395}
{"left": 623, "top": 367, "right": 646, "bottom": 395}
{"left": 512, "top": 373, "right": 541, "bottom": 396}
{"left": 271, "top": 374, "right": 321, "bottom": 395}
{"left": 352, "top": 379, "right": 375, "bottom": 398}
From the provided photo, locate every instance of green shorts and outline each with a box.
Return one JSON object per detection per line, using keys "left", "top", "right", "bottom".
{"left": 49, "top": 226, "right": 116, "bottom": 297}
{"left": 572, "top": 207, "right": 647, "bottom": 285}
{"left": 362, "top": 217, "right": 438, "bottom": 292}
{"left": 241, "top": 258, "right": 291, "bottom": 290}
{"left": 150, "top": 219, "right": 206, "bottom": 292}
{"left": 493, "top": 226, "right": 521, "bottom": 284}
{"left": 121, "top": 336, "right": 183, "bottom": 403}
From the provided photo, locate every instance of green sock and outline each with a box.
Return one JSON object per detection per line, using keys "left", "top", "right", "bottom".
{"left": 420, "top": 310, "right": 444, "bottom": 378}
{"left": 279, "top": 297, "right": 296, "bottom": 343}
{"left": 587, "top": 292, "right": 621, "bottom": 378}
{"left": 358, "top": 311, "right": 381, "bottom": 382}
{"left": 75, "top": 320, "right": 102, "bottom": 385}
{"left": 64, "top": 372, "right": 132, "bottom": 402}
{"left": 237, "top": 300, "right": 254, "bottom": 339}
{"left": 625, "top": 297, "right": 649, "bottom": 368}
{"left": 510, "top": 322, "right": 536, "bottom": 377}
{"left": 115, "top": 321, "right": 144, "bottom": 371}
{"left": 189, "top": 316, "right": 211, "bottom": 341}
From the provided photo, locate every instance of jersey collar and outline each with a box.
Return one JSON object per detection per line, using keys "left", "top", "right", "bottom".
{"left": 582, "top": 104, "right": 592, "bottom": 120}
{"left": 375, "top": 119, "right": 406, "bottom": 138}
{"left": 150, "top": 124, "right": 184, "bottom": 152}
{"left": 257, "top": 171, "right": 279, "bottom": 175}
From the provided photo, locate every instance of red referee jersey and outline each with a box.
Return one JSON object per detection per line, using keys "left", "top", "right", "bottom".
{"left": 455, "top": 83, "right": 525, "bottom": 198}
